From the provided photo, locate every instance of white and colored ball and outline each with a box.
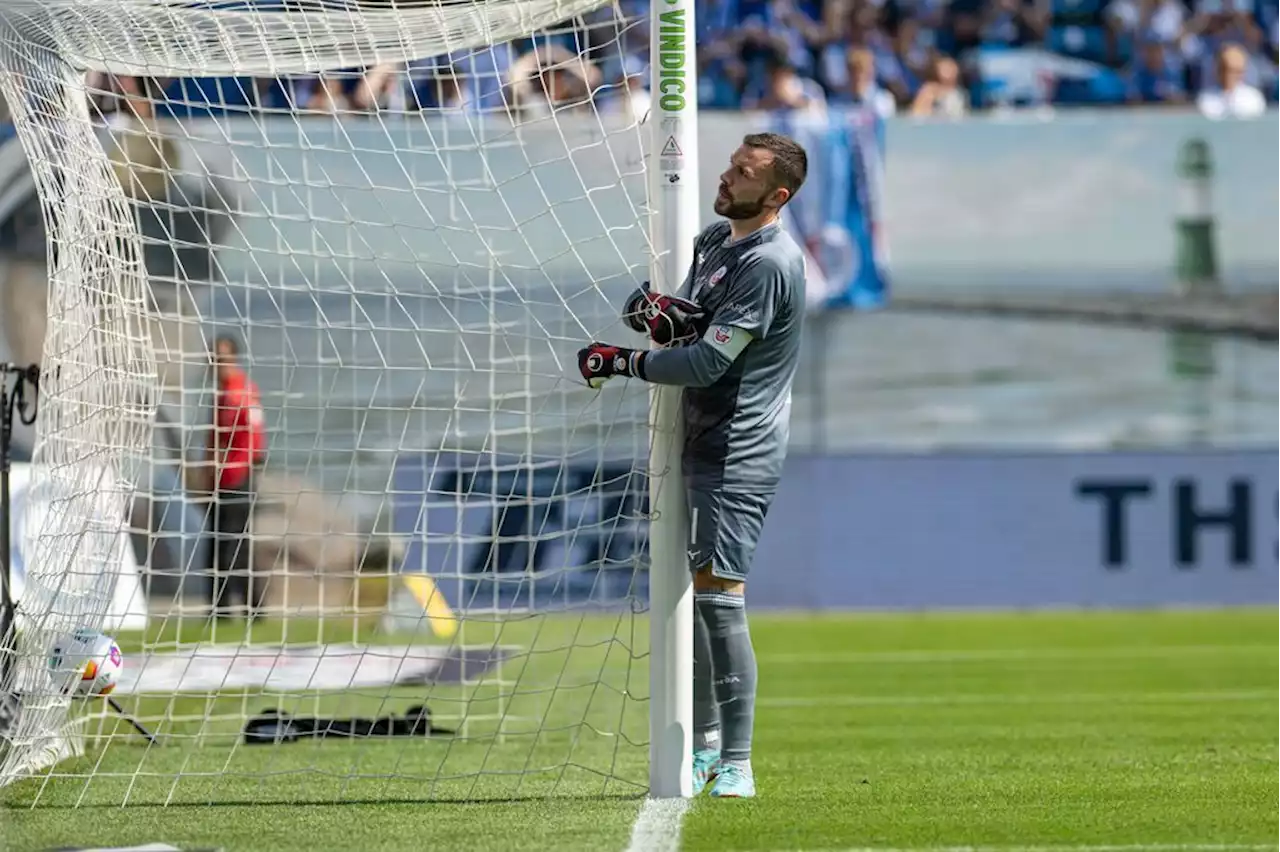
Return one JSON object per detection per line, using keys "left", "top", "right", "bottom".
{"left": 48, "top": 629, "right": 124, "bottom": 697}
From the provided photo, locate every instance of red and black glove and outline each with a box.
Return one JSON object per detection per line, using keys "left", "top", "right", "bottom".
{"left": 577, "top": 342, "right": 646, "bottom": 389}
{"left": 623, "top": 284, "right": 706, "bottom": 346}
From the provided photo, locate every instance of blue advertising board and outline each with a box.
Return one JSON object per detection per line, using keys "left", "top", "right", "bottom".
{"left": 391, "top": 448, "right": 1278, "bottom": 612}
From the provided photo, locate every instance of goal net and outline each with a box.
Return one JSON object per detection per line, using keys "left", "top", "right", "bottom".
{"left": 0, "top": 0, "right": 695, "bottom": 804}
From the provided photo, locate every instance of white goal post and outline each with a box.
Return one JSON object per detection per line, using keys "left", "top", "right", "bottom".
{"left": 645, "top": 0, "right": 696, "bottom": 800}
{"left": 0, "top": 0, "right": 697, "bottom": 801}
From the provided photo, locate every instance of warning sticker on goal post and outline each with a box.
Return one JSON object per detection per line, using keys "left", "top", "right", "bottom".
{"left": 660, "top": 134, "right": 685, "bottom": 182}
{"left": 656, "top": 0, "right": 690, "bottom": 186}
{"left": 113, "top": 644, "right": 518, "bottom": 695}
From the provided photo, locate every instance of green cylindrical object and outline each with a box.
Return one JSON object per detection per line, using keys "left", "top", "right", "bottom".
{"left": 1168, "top": 329, "right": 1217, "bottom": 379}
{"left": 1174, "top": 138, "right": 1219, "bottom": 297}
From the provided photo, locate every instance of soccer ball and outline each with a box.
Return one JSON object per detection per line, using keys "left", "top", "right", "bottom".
{"left": 48, "top": 629, "right": 124, "bottom": 697}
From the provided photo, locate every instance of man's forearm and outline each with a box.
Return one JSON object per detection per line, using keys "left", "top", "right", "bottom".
{"left": 637, "top": 342, "right": 733, "bottom": 388}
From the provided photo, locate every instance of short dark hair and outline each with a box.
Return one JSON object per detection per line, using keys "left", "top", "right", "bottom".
{"left": 742, "top": 132, "right": 808, "bottom": 205}
{"left": 214, "top": 335, "right": 240, "bottom": 356}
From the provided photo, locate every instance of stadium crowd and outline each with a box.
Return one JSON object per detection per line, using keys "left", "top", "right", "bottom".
{"left": 78, "top": 0, "right": 1280, "bottom": 123}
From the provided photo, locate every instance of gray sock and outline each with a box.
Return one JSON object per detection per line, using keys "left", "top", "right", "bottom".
{"left": 693, "top": 604, "right": 720, "bottom": 752}
{"left": 695, "top": 592, "right": 757, "bottom": 764}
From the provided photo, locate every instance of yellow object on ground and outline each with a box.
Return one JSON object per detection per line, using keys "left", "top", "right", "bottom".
{"left": 352, "top": 572, "right": 458, "bottom": 639}
{"left": 402, "top": 574, "right": 459, "bottom": 640}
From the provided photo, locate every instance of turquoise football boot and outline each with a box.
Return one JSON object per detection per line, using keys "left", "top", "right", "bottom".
{"left": 691, "top": 748, "right": 721, "bottom": 795}
{"left": 708, "top": 762, "right": 755, "bottom": 798}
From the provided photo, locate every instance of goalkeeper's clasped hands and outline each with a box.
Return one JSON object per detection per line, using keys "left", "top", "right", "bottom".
{"left": 577, "top": 284, "right": 707, "bottom": 389}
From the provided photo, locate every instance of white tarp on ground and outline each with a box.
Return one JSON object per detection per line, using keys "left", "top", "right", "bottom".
{"left": 114, "top": 644, "right": 517, "bottom": 694}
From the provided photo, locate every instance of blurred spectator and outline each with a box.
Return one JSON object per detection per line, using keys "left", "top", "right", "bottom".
{"left": 86, "top": 73, "right": 161, "bottom": 127}
{"left": 829, "top": 47, "right": 899, "bottom": 116}
{"left": 1106, "top": 0, "right": 1187, "bottom": 59}
{"left": 294, "top": 64, "right": 405, "bottom": 113}
{"left": 18, "top": 0, "right": 1279, "bottom": 132}
{"left": 508, "top": 45, "right": 602, "bottom": 122}
{"left": 909, "top": 55, "right": 970, "bottom": 115}
{"left": 693, "top": 0, "right": 750, "bottom": 106}
{"left": 262, "top": 64, "right": 407, "bottom": 113}
{"left": 819, "top": 2, "right": 912, "bottom": 103}
{"left": 600, "top": 55, "right": 652, "bottom": 122}
{"left": 742, "top": 48, "right": 828, "bottom": 112}
{"left": 1047, "top": 0, "right": 1112, "bottom": 65}
{"left": 886, "top": 0, "right": 953, "bottom": 44}
{"left": 1264, "top": 1, "right": 1280, "bottom": 63}
{"left": 412, "top": 64, "right": 472, "bottom": 111}
{"left": 889, "top": 17, "right": 938, "bottom": 97}
{"left": 440, "top": 46, "right": 516, "bottom": 112}
{"left": 1196, "top": 41, "right": 1268, "bottom": 116}
{"left": 736, "top": 1, "right": 820, "bottom": 78}
{"left": 1183, "top": 0, "right": 1265, "bottom": 89}
{"left": 773, "top": 0, "right": 829, "bottom": 61}
{"left": 949, "top": 0, "right": 1048, "bottom": 53}
{"left": 206, "top": 335, "right": 268, "bottom": 620}
{"left": 1126, "top": 39, "right": 1188, "bottom": 102}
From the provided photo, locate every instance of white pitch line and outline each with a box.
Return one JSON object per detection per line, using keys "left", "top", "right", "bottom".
{"left": 624, "top": 796, "right": 690, "bottom": 852}
{"left": 759, "top": 689, "right": 1276, "bottom": 708}
{"left": 759, "top": 644, "right": 1275, "bottom": 665}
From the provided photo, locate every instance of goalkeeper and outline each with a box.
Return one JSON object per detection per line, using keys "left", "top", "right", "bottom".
{"left": 577, "top": 132, "right": 808, "bottom": 799}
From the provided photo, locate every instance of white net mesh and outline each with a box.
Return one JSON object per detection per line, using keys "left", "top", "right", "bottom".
{"left": 0, "top": 0, "right": 664, "bottom": 803}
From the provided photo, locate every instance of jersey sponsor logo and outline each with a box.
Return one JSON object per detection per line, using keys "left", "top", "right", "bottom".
{"left": 712, "top": 325, "right": 733, "bottom": 345}
{"left": 724, "top": 302, "right": 758, "bottom": 324}
{"left": 708, "top": 265, "right": 727, "bottom": 287}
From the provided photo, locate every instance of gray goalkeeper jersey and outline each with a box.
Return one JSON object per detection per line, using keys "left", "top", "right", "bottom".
{"left": 677, "top": 220, "right": 806, "bottom": 492}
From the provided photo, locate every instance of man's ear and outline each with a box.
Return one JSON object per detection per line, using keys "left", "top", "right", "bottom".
{"left": 766, "top": 185, "right": 791, "bottom": 210}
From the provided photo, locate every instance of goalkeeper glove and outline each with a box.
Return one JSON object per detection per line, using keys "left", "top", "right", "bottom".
{"left": 577, "top": 342, "right": 645, "bottom": 389}
{"left": 623, "top": 284, "right": 706, "bottom": 346}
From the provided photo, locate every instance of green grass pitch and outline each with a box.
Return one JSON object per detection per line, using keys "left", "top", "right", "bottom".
{"left": 2, "top": 608, "right": 1275, "bottom": 851}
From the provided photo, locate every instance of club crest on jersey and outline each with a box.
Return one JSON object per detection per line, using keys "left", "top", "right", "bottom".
{"left": 708, "top": 266, "right": 727, "bottom": 287}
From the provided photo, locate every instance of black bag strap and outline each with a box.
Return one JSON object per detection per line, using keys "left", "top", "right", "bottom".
{"left": 243, "top": 704, "right": 454, "bottom": 745}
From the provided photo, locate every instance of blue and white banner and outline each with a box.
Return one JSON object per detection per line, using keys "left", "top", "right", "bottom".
{"left": 768, "top": 106, "right": 890, "bottom": 311}
{"left": 971, "top": 46, "right": 1127, "bottom": 107}
{"left": 8, "top": 462, "right": 148, "bottom": 632}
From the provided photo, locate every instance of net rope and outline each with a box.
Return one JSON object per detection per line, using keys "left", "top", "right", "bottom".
{"left": 0, "top": 0, "right": 661, "bottom": 803}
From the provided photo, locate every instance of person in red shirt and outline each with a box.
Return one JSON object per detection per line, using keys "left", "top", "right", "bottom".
{"left": 209, "top": 336, "right": 267, "bottom": 618}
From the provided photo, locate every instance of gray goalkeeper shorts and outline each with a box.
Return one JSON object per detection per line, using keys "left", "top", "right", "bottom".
{"left": 685, "top": 487, "right": 776, "bottom": 582}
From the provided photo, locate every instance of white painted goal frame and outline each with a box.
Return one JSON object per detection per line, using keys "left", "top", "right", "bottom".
{"left": 0, "top": 0, "right": 698, "bottom": 799}
{"left": 646, "top": 0, "right": 697, "bottom": 798}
